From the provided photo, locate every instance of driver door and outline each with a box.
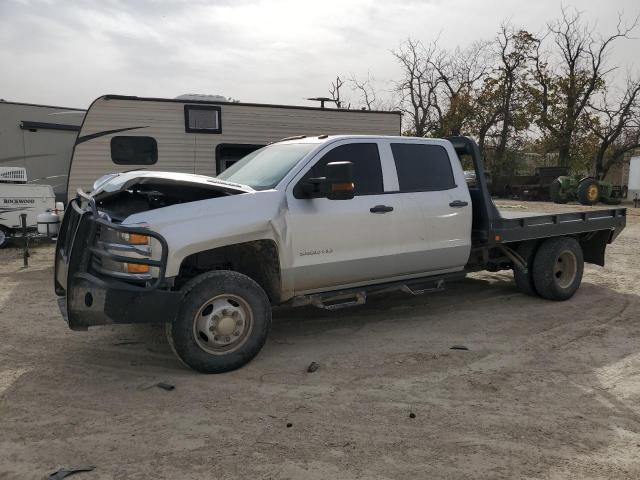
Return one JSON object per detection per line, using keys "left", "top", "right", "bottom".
{"left": 284, "top": 141, "right": 419, "bottom": 294}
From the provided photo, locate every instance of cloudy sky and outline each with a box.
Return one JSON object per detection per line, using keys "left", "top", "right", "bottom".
{"left": 1, "top": 0, "right": 639, "bottom": 110}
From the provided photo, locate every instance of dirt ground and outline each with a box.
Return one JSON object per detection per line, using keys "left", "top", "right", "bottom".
{"left": 0, "top": 200, "right": 639, "bottom": 480}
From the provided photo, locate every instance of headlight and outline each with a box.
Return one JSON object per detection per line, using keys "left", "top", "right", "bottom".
{"left": 91, "top": 224, "right": 158, "bottom": 281}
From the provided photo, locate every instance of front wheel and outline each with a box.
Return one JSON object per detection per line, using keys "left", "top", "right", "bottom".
{"left": 532, "top": 237, "right": 584, "bottom": 301}
{"left": 167, "top": 270, "right": 272, "bottom": 373}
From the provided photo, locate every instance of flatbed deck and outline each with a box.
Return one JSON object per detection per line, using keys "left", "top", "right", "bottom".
{"left": 493, "top": 207, "right": 626, "bottom": 243}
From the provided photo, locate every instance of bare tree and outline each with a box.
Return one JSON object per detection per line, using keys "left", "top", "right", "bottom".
{"left": 533, "top": 7, "right": 638, "bottom": 166}
{"left": 392, "top": 38, "right": 441, "bottom": 136}
{"left": 349, "top": 73, "right": 378, "bottom": 110}
{"left": 329, "top": 75, "right": 346, "bottom": 108}
{"left": 588, "top": 77, "right": 640, "bottom": 178}
{"left": 491, "top": 25, "right": 537, "bottom": 163}
{"left": 429, "top": 40, "right": 491, "bottom": 136}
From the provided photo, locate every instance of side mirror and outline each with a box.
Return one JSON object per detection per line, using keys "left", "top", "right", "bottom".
{"left": 325, "top": 161, "right": 354, "bottom": 200}
{"left": 294, "top": 161, "right": 355, "bottom": 200}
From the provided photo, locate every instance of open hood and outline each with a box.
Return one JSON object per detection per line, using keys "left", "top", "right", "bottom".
{"left": 91, "top": 171, "right": 253, "bottom": 197}
{"left": 90, "top": 171, "right": 254, "bottom": 222}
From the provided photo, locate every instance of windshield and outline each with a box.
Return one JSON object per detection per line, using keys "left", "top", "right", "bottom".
{"left": 217, "top": 143, "right": 317, "bottom": 190}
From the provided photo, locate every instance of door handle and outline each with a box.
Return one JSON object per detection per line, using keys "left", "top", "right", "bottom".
{"left": 370, "top": 205, "right": 394, "bottom": 213}
{"left": 449, "top": 200, "right": 468, "bottom": 208}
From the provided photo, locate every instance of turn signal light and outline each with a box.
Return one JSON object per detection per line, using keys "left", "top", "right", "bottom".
{"left": 331, "top": 182, "right": 355, "bottom": 192}
{"left": 126, "top": 263, "right": 150, "bottom": 274}
{"left": 127, "top": 233, "right": 150, "bottom": 245}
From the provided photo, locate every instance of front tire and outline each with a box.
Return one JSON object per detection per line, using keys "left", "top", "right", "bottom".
{"left": 167, "top": 270, "right": 272, "bottom": 373}
{"left": 532, "top": 237, "right": 584, "bottom": 301}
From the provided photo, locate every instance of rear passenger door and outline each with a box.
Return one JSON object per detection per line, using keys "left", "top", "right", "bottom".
{"left": 388, "top": 141, "right": 472, "bottom": 273}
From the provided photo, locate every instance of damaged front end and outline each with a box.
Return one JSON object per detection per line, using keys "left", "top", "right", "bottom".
{"left": 54, "top": 173, "right": 250, "bottom": 330}
{"left": 54, "top": 190, "right": 181, "bottom": 331}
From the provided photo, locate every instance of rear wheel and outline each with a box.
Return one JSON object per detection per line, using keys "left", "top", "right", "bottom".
{"left": 549, "top": 179, "right": 567, "bottom": 204}
{"left": 513, "top": 241, "right": 538, "bottom": 296}
{"left": 0, "top": 226, "right": 11, "bottom": 249}
{"left": 532, "top": 237, "right": 584, "bottom": 301}
{"left": 577, "top": 179, "right": 600, "bottom": 205}
{"left": 166, "top": 270, "right": 272, "bottom": 373}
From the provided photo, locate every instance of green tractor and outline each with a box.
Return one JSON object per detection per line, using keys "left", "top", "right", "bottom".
{"left": 550, "top": 176, "right": 623, "bottom": 205}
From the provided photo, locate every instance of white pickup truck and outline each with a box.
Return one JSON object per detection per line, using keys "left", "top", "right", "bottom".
{"left": 54, "top": 136, "right": 626, "bottom": 373}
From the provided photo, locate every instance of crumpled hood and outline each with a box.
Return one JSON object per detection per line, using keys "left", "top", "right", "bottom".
{"left": 91, "top": 170, "right": 254, "bottom": 197}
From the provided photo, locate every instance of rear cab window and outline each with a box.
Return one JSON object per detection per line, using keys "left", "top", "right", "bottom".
{"left": 390, "top": 143, "right": 456, "bottom": 192}
{"left": 305, "top": 143, "right": 384, "bottom": 195}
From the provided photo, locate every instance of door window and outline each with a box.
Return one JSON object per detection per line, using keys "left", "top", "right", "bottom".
{"left": 391, "top": 143, "right": 455, "bottom": 192}
{"left": 306, "top": 143, "right": 383, "bottom": 195}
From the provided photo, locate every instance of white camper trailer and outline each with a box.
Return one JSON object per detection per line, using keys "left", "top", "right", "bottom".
{"left": 66, "top": 95, "right": 402, "bottom": 202}
{"left": 0, "top": 100, "right": 85, "bottom": 203}
{"left": 0, "top": 167, "right": 56, "bottom": 247}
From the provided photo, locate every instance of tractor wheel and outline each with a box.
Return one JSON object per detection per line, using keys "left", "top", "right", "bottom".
{"left": 577, "top": 179, "right": 600, "bottom": 206}
{"left": 549, "top": 179, "right": 567, "bottom": 204}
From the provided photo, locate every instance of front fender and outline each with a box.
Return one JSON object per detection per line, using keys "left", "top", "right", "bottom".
{"left": 124, "top": 190, "right": 287, "bottom": 278}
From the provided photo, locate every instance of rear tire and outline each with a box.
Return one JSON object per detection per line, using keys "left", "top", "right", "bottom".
{"left": 577, "top": 179, "right": 600, "bottom": 205}
{"left": 167, "top": 270, "right": 272, "bottom": 373}
{"left": 549, "top": 179, "right": 567, "bottom": 204}
{"left": 532, "top": 237, "right": 584, "bottom": 301}
{"left": 0, "top": 226, "right": 11, "bottom": 249}
{"left": 513, "top": 241, "right": 538, "bottom": 296}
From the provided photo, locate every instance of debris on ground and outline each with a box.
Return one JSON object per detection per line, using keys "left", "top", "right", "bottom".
{"left": 286, "top": 422, "right": 293, "bottom": 428}
{"left": 450, "top": 345, "right": 469, "bottom": 351}
{"left": 47, "top": 465, "right": 95, "bottom": 479}
{"left": 409, "top": 412, "right": 416, "bottom": 419}
{"left": 156, "top": 382, "right": 175, "bottom": 391}
{"left": 306, "top": 361, "right": 320, "bottom": 373}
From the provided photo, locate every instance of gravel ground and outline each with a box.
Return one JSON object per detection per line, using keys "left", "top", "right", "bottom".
{"left": 0, "top": 200, "right": 639, "bottom": 479}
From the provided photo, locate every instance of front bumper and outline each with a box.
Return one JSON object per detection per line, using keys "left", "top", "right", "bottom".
{"left": 58, "top": 274, "right": 181, "bottom": 330}
{"left": 54, "top": 191, "right": 181, "bottom": 331}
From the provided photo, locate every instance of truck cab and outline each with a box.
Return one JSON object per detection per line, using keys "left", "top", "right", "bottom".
{"left": 54, "top": 135, "right": 626, "bottom": 373}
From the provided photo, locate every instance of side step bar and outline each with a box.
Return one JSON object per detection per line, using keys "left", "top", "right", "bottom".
{"left": 292, "top": 273, "right": 462, "bottom": 310}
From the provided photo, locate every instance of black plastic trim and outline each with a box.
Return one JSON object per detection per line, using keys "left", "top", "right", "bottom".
{"left": 75, "top": 126, "right": 147, "bottom": 145}
{"left": 20, "top": 121, "right": 81, "bottom": 132}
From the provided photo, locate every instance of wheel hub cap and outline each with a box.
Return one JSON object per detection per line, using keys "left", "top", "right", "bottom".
{"left": 193, "top": 294, "right": 253, "bottom": 354}
{"left": 587, "top": 185, "right": 598, "bottom": 201}
{"left": 554, "top": 251, "right": 577, "bottom": 289}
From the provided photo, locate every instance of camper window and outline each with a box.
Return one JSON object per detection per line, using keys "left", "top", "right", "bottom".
{"left": 184, "top": 105, "right": 222, "bottom": 134}
{"left": 110, "top": 136, "right": 158, "bottom": 165}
